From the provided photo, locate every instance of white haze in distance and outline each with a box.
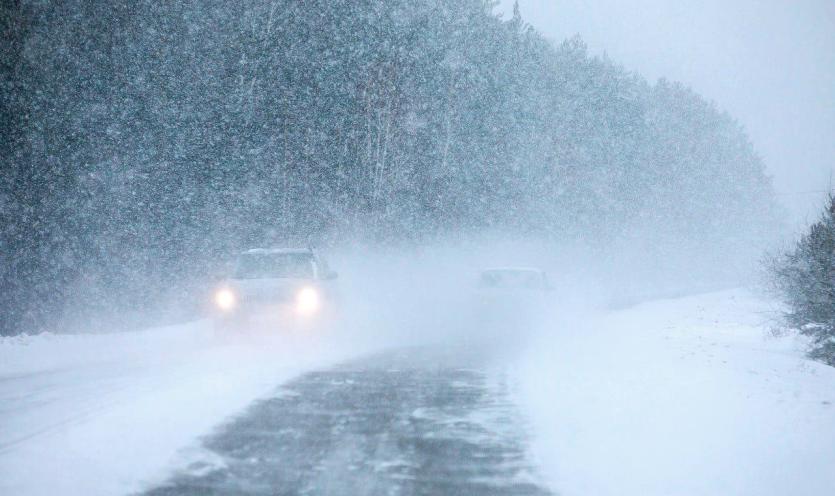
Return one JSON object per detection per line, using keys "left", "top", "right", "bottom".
{"left": 498, "top": 0, "right": 835, "bottom": 229}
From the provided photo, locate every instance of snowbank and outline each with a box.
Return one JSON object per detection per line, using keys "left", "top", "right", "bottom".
{"left": 516, "top": 289, "right": 835, "bottom": 496}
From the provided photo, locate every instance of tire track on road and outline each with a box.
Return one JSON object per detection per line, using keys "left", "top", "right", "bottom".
{"left": 142, "top": 347, "right": 552, "bottom": 496}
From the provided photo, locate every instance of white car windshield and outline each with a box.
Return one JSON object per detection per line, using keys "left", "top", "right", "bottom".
{"left": 479, "top": 269, "right": 546, "bottom": 290}
{"left": 234, "top": 253, "right": 314, "bottom": 279}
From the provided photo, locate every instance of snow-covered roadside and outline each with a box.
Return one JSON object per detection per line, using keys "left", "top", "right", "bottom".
{"left": 0, "top": 321, "right": 370, "bottom": 496}
{"left": 515, "top": 289, "right": 835, "bottom": 496}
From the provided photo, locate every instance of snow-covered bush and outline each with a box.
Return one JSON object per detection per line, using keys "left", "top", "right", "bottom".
{"left": 770, "top": 195, "right": 835, "bottom": 365}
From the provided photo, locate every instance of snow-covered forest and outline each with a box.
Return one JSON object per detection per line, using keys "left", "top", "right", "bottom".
{"left": 4, "top": 3, "right": 835, "bottom": 495}
{"left": 1, "top": 0, "right": 781, "bottom": 335}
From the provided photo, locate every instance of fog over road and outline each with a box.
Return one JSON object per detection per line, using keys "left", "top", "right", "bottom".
{"left": 142, "top": 347, "right": 551, "bottom": 496}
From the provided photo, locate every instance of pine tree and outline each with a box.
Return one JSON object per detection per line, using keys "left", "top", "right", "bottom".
{"left": 771, "top": 194, "right": 835, "bottom": 365}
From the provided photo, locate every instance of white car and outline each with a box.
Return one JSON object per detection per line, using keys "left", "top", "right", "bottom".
{"left": 474, "top": 267, "right": 552, "bottom": 339}
{"left": 211, "top": 248, "right": 338, "bottom": 330}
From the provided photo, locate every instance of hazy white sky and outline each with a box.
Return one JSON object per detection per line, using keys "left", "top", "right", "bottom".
{"left": 497, "top": 0, "right": 834, "bottom": 226}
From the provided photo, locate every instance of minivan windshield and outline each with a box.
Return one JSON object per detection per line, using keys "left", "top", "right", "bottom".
{"left": 234, "top": 253, "right": 314, "bottom": 279}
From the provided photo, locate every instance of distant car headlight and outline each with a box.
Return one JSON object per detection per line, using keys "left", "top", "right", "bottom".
{"left": 214, "top": 288, "right": 237, "bottom": 312}
{"left": 295, "top": 286, "right": 320, "bottom": 315}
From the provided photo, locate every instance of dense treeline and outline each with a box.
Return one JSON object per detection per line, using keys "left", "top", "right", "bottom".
{"left": 769, "top": 196, "right": 835, "bottom": 365}
{"left": 1, "top": 0, "right": 779, "bottom": 334}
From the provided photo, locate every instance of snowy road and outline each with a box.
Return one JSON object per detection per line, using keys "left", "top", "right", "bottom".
{"left": 2, "top": 289, "right": 835, "bottom": 496}
{"left": 142, "top": 347, "right": 550, "bottom": 496}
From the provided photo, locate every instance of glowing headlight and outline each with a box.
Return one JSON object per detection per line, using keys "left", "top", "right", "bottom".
{"left": 214, "top": 288, "right": 237, "bottom": 312}
{"left": 296, "top": 287, "right": 320, "bottom": 315}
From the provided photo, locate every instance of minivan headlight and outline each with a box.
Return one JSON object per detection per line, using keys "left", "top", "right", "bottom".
{"left": 296, "top": 287, "right": 320, "bottom": 315}
{"left": 214, "top": 288, "right": 237, "bottom": 312}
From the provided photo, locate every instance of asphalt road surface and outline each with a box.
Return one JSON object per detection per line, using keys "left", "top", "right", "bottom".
{"left": 141, "top": 346, "right": 552, "bottom": 496}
